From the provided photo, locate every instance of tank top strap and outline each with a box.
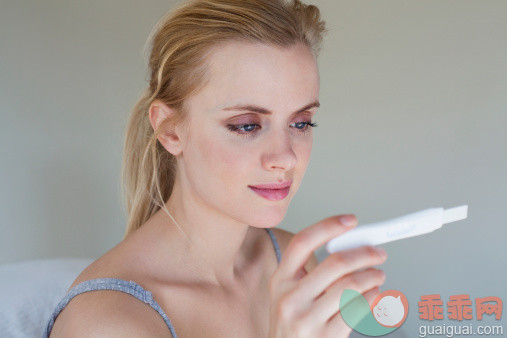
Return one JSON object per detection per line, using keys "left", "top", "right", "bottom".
{"left": 264, "top": 228, "right": 281, "bottom": 264}
{"left": 42, "top": 278, "right": 177, "bottom": 338}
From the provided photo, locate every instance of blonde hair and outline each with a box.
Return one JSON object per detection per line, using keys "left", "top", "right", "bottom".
{"left": 121, "top": 0, "right": 327, "bottom": 238}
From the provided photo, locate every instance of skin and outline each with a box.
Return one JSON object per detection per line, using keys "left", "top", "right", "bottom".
{"left": 49, "top": 40, "right": 387, "bottom": 338}
{"left": 148, "top": 41, "right": 320, "bottom": 289}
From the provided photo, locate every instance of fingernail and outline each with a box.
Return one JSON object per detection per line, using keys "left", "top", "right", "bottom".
{"left": 340, "top": 215, "right": 356, "bottom": 227}
{"left": 377, "top": 247, "right": 387, "bottom": 259}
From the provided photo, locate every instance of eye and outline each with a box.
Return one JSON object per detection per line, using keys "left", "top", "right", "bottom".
{"left": 290, "top": 121, "right": 318, "bottom": 133}
{"left": 226, "top": 120, "right": 318, "bottom": 137}
{"left": 227, "top": 123, "right": 260, "bottom": 134}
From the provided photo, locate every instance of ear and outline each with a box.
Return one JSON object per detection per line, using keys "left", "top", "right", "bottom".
{"left": 148, "top": 99, "right": 184, "bottom": 156}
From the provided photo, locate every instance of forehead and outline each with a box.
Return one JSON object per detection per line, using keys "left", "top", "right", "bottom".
{"left": 188, "top": 41, "right": 320, "bottom": 115}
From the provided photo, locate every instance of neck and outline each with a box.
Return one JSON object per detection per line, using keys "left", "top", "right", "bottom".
{"left": 151, "top": 178, "right": 264, "bottom": 289}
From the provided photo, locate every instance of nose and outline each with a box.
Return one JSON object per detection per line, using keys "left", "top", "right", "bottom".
{"left": 261, "top": 131, "right": 297, "bottom": 172}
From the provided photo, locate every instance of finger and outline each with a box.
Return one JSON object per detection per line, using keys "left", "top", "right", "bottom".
{"left": 364, "top": 286, "right": 381, "bottom": 306}
{"left": 278, "top": 215, "right": 358, "bottom": 280}
{"left": 324, "top": 286, "right": 380, "bottom": 337}
{"left": 322, "top": 307, "right": 353, "bottom": 338}
{"left": 308, "top": 268, "right": 385, "bottom": 325}
{"left": 296, "top": 245, "right": 387, "bottom": 300}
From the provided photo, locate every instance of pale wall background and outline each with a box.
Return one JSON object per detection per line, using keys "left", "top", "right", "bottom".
{"left": 1, "top": 1, "right": 506, "bottom": 336}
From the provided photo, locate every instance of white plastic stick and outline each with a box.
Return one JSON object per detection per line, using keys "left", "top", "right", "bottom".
{"left": 325, "top": 205, "right": 468, "bottom": 254}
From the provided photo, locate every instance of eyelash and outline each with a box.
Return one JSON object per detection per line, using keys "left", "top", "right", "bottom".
{"left": 226, "top": 121, "right": 318, "bottom": 137}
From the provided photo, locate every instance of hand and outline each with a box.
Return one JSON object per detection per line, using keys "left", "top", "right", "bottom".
{"left": 268, "top": 215, "right": 388, "bottom": 338}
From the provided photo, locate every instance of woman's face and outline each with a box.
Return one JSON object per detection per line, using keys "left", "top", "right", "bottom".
{"left": 177, "top": 41, "right": 320, "bottom": 227}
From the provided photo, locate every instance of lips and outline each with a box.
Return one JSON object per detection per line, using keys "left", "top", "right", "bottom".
{"left": 248, "top": 181, "right": 292, "bottom": 201}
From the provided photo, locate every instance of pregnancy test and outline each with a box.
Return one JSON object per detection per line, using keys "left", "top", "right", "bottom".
{"left": 326, "top": 205, "right": 468, "bottom": 254}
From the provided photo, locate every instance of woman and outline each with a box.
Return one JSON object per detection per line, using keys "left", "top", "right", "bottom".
{"left": 45, "top": 0, "right": 387, "bottom": 337}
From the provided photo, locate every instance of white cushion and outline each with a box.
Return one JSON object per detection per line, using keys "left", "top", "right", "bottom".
{"left": 0, "top": 258, "right": 93, "bottom": 338}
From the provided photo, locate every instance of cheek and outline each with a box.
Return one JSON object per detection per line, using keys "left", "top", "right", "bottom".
{"left": 294, "top": 136, "right": 313, "bottom": 169}
{"left": 191, "top": 131, "right": 253, "bottom": 189}
{"left": 216, "top": 146, "right": 250, "bottom": 181}
{"left": 303, "top": 138, "right": 313, "bottom": 160}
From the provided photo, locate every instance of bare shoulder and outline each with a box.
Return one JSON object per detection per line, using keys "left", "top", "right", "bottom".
{"left": 50, "top": 237, "right": 172, "bottom": 337}
{"left": 49, "top": 289, "right": 170, "bottom": 337}
{"left": 269, "top": 227, "right": 319, "bottom": 272}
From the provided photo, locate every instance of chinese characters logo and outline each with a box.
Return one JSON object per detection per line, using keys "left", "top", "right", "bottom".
{"left": 418, "top": 294, "right": 502, "bottom": 321}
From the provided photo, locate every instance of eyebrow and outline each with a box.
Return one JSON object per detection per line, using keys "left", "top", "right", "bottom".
{"left": 222, "top": 100, "right": 320, "bottom": 115}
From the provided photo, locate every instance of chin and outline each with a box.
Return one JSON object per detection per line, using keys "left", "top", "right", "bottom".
{"left": 248, "top": 206, "right": 288, "bottom": 228}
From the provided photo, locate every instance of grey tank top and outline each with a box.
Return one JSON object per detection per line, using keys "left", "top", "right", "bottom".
{"left": 43, "top": 228, "right": 282, "bottom": 338}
